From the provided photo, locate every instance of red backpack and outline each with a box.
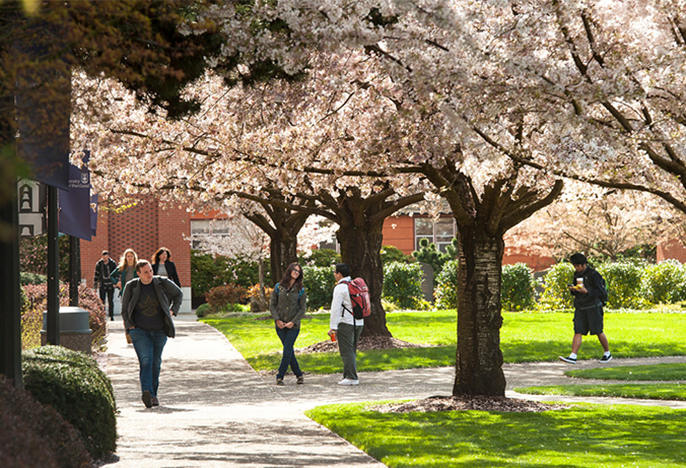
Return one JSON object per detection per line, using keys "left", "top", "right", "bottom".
{"left": 342, "top": 278, "right": 371, "bottom": 320}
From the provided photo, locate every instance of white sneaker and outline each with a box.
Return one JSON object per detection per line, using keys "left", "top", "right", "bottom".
{"left": 337, "top": 378, "right": 359, "bottom": 386}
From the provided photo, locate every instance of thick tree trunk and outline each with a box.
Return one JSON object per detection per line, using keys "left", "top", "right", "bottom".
{"left": 269, "top": 229, "right": 298, "bottom": 285}
{"left": 337, "top": 221, "right": 391, "bottom": 338}
{"left": 453, "top": 225, "right": 506, "bottom": 396}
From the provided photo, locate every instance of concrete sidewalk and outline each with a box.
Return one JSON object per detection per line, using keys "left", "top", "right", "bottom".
{"left": 102, "top": 316, "right": 686, "bottom": 467}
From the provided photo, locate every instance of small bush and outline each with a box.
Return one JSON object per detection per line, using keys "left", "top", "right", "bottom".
{"left": 538, "top": 262, "right": 575, "bottom": 311}
{"left": 597, "top": 261, "right": 645, "bottom": 309}
{"left": 20, "top": 271, "right": 47, "bottom": 285}
{"left": 303, "top": 265, "right": 336, "bottom": 310}
{"left": 191, "top": 250, "right": 268, "bottom": 299}
{"left": 22, "top": 346, "right": 117, "bottom": 459}
{"left": 380, "top": 245, "right": 414, "bottom": 264}
{"left": 206, "top": 283, "right": 248, "bottom": 311}
{"left": 21, "top": 283, "right": 108, "bottom": 352}
{"left": 195, "top": 303, "right": 212, "bottom": 318}
{"left": 0, "top": 375, "right": 92, "bottom": 468}
{"left": 246, "top": 283, "right": 274, "bottom": 312}
{"left": 383, "top": 261, "right": 425, "bottom": 309}
{"left": 501, "top": 263, "right": 536, "bottom": 311}
{"left": 434, "top": 259, "right": 459, "bottom": 309}
{"left": 640, "top": 260, "right": 686, "bottom": 304}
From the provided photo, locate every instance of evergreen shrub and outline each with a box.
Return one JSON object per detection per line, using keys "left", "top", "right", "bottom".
{"left": 538, "top": 262, "right": 575, "bottom": 311}
{"left": 641, "top": 260, "right": 686, "bottom": 304}
{"left": 382, "top": 261, "right": 424, "bottom": 309}
{"left": 303, "top": 265, "right": 335, "bottom": 310}
{"left": 20, "top": 271, "right": 47, "bottom": 285}
{"left": 380, "top": 245, "right": 413, "bottom": 264}
{"left": 434, "top": 259, "right": 459, "bottom": 309}
{"left": 597, "top": 261, "right": 646, "bottom": 309}
{"left": 0, "top": 375, "right": 92, "bottom": 468}
{"left": 22, "top": 346, "right": 117, "bottom": 459}
{"left": 299, "top": 248, "right": 341, "bottom": 267}
{"left": 501, "top": 263, "right": 536, "bottom": 311}
{"left": 195, "top": 303, "right": 212, "bottom": 318}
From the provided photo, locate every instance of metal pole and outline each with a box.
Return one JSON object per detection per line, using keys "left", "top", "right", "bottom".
{"left": 46, "top": 185, "right": 60, "bottom": 345}
{"left": 69, "top": 235, "right": 80, "bottom": 306}
{"left": 0, "top": 193, "right": 23, "bottom": 387}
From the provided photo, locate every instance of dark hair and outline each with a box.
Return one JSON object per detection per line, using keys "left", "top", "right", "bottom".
{"left": 569, "top": 253, "right": 588, "bottom": 265}
{"left": 335, "top": 263, "right": 351, "bottom": 277}
{"left": 153, "top": 247, "right": 171, "bottom": 264}
{"left": 101, "top": 250, "right": 109, "bottom": 256}
{"left": 279, "top": 262, "right": 303, "bottom": 291}
{"left": 135, "top": 259, "right": 151, "bottom": 273}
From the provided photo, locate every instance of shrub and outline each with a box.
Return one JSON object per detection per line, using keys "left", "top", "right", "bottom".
{"left": 20, "top": 271, "right": 47, "bottom": 285}
{"left": 303, "top": 265, "right": 336, "bottom": 310}
{"left": 641, "top": 260, "right": 686, "bottom": 304}
{"left": 380, "top": 245, "right": 414, "bottom": 264}
{"left": 0, "top": 375, "right": 92, "bottom": 468}
{"left": 382, "top": 261, "right": 425, "bottom": 309}
{"left": 299, "top": 248, "right": 341, "bottom": 267}
{"left": 246, "top": 283, "right": 274, "bottom": 312}
{"left": 501, "top": 263, "right": 536, "bottom": 311}
{"left": 20, "top": 234, "right": 70, "bottom": 281}
{"left": 206, "top": 283, "right": 248, "bottom": 311}
{"left": 597, "top": 261, "right": 646, "bottom": 309}
{"left": 22, "top": 346, "right": 117, "bottom": 459}
{"left": 434, "top": 259, "right": 459, "bottom": 309}
{"left": 538, "top": 262, "right": 575, "bottom": 311}
{"left": 195, "top": 303, "right": 212, "bottom": 318}
{"left": 21, "top": 283, "right": 108, "bottom": 352}
{"left": 191, "top": 250, "right": 269, "bottom": 299}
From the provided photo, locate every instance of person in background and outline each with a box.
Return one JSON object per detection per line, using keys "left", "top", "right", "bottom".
{"left": 269, "top": 262, "right": 307, "bottom": 386}
{"left": 111, "top": 248, "right": 139, "bottom": 344}
{"left": 559, "top": 253, "right": 612, "bottom": 364}
{"left": 93, "top": 250, "right": 117, "bottom": 321}
{"left": 151, "top": 247, "right": 181, "bottom": 287}
{"left": 328, "top": 263, "right": 364, "bottom": 385}
{"left": 121, "top": 260, "right": 183, "bottom": 408}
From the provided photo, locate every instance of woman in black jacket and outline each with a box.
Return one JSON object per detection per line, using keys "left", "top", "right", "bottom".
{"left": 151, "top": 247, "right": 181, "bottom": 287}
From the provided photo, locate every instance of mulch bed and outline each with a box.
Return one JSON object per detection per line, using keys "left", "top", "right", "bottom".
{"left": 297, "top": 336, "right": 433, "bottom": 354}
{"left": 374, "top": 395, "right": 568, "bottom": 413}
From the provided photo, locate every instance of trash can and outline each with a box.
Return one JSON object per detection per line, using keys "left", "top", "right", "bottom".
{"left": 41, "top": 306, "right": 92, "bottom": 355}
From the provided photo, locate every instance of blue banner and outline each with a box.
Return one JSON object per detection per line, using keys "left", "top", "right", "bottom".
{"left": 58, "top": 152, "right": 92, "bottom": 241}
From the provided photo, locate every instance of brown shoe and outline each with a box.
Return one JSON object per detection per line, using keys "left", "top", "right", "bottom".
{"left": 297, "top": 376, "right": 304, "bottom": 385}
{"left": 125, "top": 332, "right": 132, "bottom": 344}
{"left": 151, "top": 396, "right": 159, "bottom": 407}
{"left": 276, "top": 378, "right": 284, "bottom": 386}
{"left": 142, "top": 390, "right": 153, "bottom": 408}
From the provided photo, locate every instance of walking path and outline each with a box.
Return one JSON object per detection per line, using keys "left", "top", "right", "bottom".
{"left": 102, "top": 315, "right": 686, "bottom": 467}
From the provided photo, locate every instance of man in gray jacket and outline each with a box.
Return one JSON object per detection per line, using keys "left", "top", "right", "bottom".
{"left": 122, "top": 260, "right": 183, "bottom": 408}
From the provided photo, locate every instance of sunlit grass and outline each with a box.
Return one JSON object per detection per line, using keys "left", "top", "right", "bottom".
{"left": 306, "top": 401, "right": 686, "bottom": 467}
{"left": 567, "top": 363, "right": 686, "bottom": 381}
{"left": 202, "top": 310, "right": 686, "bottom": 374}
{"left": 515, "top": 383, "right": 686, "bottom": 401}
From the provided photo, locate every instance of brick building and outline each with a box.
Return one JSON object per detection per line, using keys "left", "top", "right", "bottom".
{"left": 80, "top": 198, "right": 192, "bottom": 314}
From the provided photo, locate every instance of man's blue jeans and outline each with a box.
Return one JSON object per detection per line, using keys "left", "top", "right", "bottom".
{"left": 275, "top": 325, "right": 302, "bottom": 380}
{"left": 129, "top": 328, "right": 167, "bottom": 396}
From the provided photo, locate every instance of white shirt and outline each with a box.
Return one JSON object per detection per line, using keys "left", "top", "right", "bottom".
{"left": 330, "top": 276, "right": 364, "bottom": 330}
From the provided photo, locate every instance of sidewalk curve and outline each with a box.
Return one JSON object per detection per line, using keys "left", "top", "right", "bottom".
{"left": 102, "top": 317, "right": 686, "bottom": 467}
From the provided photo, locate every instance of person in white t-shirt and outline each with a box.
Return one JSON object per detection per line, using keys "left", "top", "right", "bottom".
{"left": 328, "top": 263, "right": 364, "bottom": 385}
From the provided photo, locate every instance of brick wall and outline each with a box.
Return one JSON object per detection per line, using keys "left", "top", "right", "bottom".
{"left": 382, "top": 216, "right": 415, "bottom": 254}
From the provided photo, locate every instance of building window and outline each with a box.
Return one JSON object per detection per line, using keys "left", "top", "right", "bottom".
{"left": 190, "top": 219, "right": 231, "bottom": 249}
{"left": 414, "top": 217, "right": 456, "bottom": 252}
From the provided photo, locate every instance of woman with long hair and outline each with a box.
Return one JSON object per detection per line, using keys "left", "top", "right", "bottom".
{"left": 151, "top": 247, "right": 181, "bottom": 287}
{"left": 111, "top": 248, "right": 139, "bottom": 296}
{"left": 269, "top": 262, "right": 307, "bottom": 386}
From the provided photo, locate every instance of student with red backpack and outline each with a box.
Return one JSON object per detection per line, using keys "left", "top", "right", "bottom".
{"left": 328, "top": 263, "right": 368, "bottom": 385}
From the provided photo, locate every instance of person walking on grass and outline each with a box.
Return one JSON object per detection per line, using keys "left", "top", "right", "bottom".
{"left": 328, "top": 263, "right": 364, "bottom": 385}
{"left": 269, "top": 262, "right": 307, "bottom": 386}
{"left": 122, "top": 260, "right": 183, "bottom": 408}
{"left": 559, "top": 253, "right": 612, "bottom": 364}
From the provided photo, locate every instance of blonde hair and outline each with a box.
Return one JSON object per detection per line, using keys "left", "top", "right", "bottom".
{"left": 118, "top": 248, "right": 139, "bottom": 271}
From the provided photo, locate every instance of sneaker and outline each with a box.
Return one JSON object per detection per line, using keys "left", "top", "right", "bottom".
{"left": 337, "top": 378, "right": 359, "bottom": 386}
{"left": 142, "top": 390, "right": 153, "bottom": 408}
{"left": 276, "top": 378, "right": 285, "bottom": 386}
{"left": 559, "top": 355, "right": 577, "bottom": 364}
{"left": 151, "top": 396, "right": 159, "bottom": 407}
{"left": 599, "top": 354, "right": 613, "bottom": 363}
{"left": 297, "top": 376, "right": 304, "bottom": 385}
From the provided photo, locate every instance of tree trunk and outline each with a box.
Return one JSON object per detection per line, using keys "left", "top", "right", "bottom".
{"left": 453, "top": 225, "right": 506, "bottom": 396}
{"left": 337, "top": 220, "right": 391, "bottom": 337}
{"left": 269, "top": 228, "right": 298, "bottom": 285}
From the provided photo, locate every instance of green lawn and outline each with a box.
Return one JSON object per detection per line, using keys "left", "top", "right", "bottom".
{"left": 306, "top": 402, "right": 686, "bottom": 467}
{"left": 202, "top": 310, "right": 686, "bottom": 374}
{"left": 515, "top": 383, "right": 686, "bottom": 401}
{"left": 567, "top": 363, "right": 686, "bottom": 381}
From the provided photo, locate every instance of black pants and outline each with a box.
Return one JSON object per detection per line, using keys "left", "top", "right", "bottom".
{"left": 99, "top": 287, "right": 115, "bottom": 318}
